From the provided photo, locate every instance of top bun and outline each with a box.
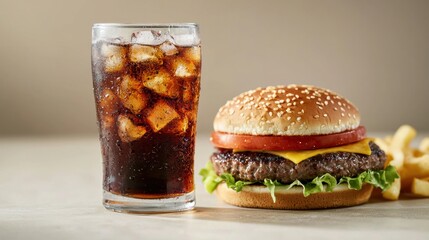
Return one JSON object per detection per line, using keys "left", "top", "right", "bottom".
{"left": 214, "top": 85, "right": 360, "bottom": 136}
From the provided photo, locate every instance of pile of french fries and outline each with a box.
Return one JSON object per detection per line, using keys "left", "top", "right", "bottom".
{"left": 374, "top": 125, "right": 429, "bottom": 200}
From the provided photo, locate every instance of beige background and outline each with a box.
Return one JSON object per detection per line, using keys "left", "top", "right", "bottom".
{"left": 0, "top": 0, "right": 428, "bottom": 136}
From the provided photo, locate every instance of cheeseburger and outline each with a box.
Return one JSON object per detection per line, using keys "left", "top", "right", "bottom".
{"left": 200, "top": 85, "right": 398, "bottom": 209}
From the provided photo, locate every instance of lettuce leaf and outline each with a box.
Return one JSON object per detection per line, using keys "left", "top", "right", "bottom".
{"left": 199, "top": 162, "right": 399, "bottom": 203}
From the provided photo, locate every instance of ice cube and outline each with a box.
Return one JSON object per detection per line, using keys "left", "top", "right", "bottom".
{"left": 146, "top": 100, "right": 179, "bottom": 132}
{"left": 108, "top": 37, "right": 126, "bottom": 44}
{"left": 163, "top": 116, "right": 189, "bottom": 134}
{"left": 101, "top": 43, "right": 126, "bottom": 72}
{"left": 172, "top": 34, "right": 200, "bottom": 47}
{"left": 118, "top": 75, "right": 148, "bottom": 114}
{"left": 142, "top": 68, "right": 179, "bottom": 98}
{"left": 173, "top": 59, "right": 197, "bottom": 77}
{"left": 131, "top": 30, "right": 166, "bottom": 45}
{"left": 129, "top": 44, "right": 162, "bottom": 63}
{"left": 183, "top": 46, "right": 201, "bottom": 64}
{"left": 160, "top": 41, "right": 178, "bottom": 56}
{"left": 117, "top": 114, "right": 147, "bottom": 142}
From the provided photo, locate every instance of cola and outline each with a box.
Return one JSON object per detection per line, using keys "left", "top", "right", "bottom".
{"left": 91, "top": 28, "right": 201, "bottom": 205}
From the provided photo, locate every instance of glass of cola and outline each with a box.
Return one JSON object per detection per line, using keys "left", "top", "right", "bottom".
{"left": 91, "top": 23, "right": 201, "bottom": 212}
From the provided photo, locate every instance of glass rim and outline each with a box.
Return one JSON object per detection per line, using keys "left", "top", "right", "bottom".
{"left": 93, "top": 23, "right": 198, "bottom": 29}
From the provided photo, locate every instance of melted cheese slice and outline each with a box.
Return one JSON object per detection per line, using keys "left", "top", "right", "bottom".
{"left": 234, "top": 138, "right": 372, "bottom": 164}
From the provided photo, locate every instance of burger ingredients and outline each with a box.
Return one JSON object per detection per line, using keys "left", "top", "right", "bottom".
{"left": 200, "top": 162, "right": 398, "bottom": 202}
{"left": 235, "top": 138, "right": 372, "bottom": 164}
{"left": 211, "top": 126, "right": 367, "bottom": 151}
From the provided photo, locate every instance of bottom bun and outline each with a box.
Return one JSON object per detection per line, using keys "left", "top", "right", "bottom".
{"left": 216, "top": 183, "right": 373, "bottom": 210}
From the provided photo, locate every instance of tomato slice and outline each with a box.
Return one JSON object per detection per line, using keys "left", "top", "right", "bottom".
{"left": 211, "top": 126, "right": 367, "bottom": 151}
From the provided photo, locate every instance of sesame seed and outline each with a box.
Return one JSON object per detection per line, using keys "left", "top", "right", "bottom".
{"left": 340, "top": 107, "right": 345, "bottom": 112}
{"left": 318, "top": 106, "right": 323, "bottom": 110}
{"left": 334, "top": 107, "right": 338, "bottom": 111}
{"left": 324, "top": 101, "right": 329, "bottom": 105}
{"left": 323, "top": 114, "right": 328, "bottom": 117}
{"left": 228, "top": 109, "right": 235, "bottom": 115}
{"left": 269, "top": 112, "right": 273, "bottom": 116}
{"left": 341, "top": 113, "right": 345, "bottom": 117}
{"left": 287, "top": 116, "right": 291, "bottom": 121}
{"left": 300, "top": 101, "right": 304, "bottom": 104}
{"left": 314, "top": 115, "right": 320, "bottom": 119}
{"left": 338, "top": 102, "right": 342, "bottom": 106}
{"left": 297, "top": 117, "right": 302, "bottom": 122}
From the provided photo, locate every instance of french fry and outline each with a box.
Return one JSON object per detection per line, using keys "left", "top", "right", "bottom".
{"left": 404, "top": 154, "right": 429, "bottom": 178}
{"left": 411, "top": 178, "right": 429, "bottom": 197}
{"left": 389, "top": 149, "right": 405, "bottom": 171}
{"left": 390, "top": 125, "right": 416, "bottom": 151}
{"left": 384, "top": 135, "right": 393, "bottom": 145}
{"left": 382, "top": 178, "right": 401, "bottom": 200}
{"left": 372, "top": 125, "right": 429, "bottom": 200}
{"left": 419, "top": 138, "right": 429, "bottom": 153}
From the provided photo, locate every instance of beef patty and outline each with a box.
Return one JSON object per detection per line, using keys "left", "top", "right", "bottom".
{"left": 210, "top": 141, "right": 386, "bottom": 184}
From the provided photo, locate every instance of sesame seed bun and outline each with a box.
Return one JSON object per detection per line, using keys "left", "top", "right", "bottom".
{"left": 216, "top": 183, "right": 373, "bottom": 210}
{"left": 214, "top": 85, "right": 360, "bottom": 136}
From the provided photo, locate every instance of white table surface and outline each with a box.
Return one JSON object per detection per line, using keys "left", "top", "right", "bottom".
{"left": 1, "top": 133, "right": 429, "bottom": 240}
